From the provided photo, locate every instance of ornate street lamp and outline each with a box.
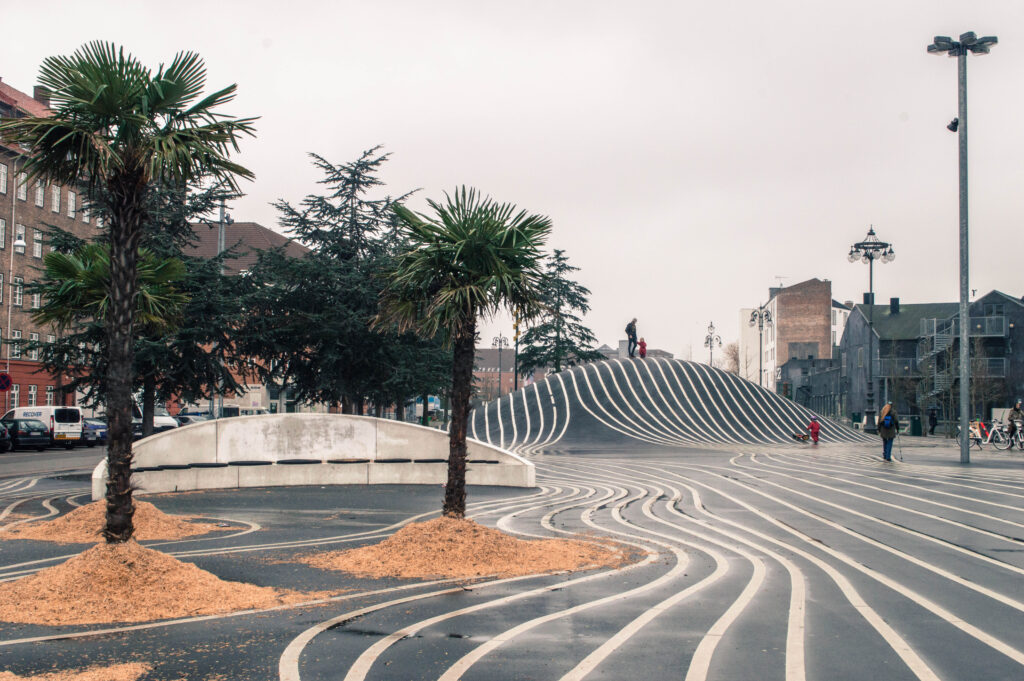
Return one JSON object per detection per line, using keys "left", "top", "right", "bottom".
{"left": 928, "top": 31, "right": 997, "bottom": 464}
{"left": 492, "top": 333, "right": 509, "bottom": 400}
{"left": 704, "top": 321, "right": 722, "bottom": 366}
{"left": 848, "top": 226, "right": 895, "bottom": 433}
{"left": 748, "top": 305, "right": 772, "bottom": 388}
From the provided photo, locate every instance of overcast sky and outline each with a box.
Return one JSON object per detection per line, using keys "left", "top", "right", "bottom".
{"left": 3, "top": 1, "right": 1022, "bottom": 359}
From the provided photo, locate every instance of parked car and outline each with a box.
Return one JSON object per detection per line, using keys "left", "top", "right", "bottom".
{"left": 82, "top": 418, "right": 108, "bottom": 447}
{"left": 2, "top": 418, "right": 51, "bottom": 451}
{"left": 1, "top": 406, "right": 83, "bottom": 449}
{"left": 0, "top": 423, "right": 11, "bottom": 453}
{"left": 174, "top": 414, "right": 208, "bottom": 426}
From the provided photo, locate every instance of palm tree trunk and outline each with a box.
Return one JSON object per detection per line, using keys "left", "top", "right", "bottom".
{"left": 444, "top": 319, "right": 476, "bottom": 518}
{"left": 103, "top": 182, "right": 145, "bottom": 544}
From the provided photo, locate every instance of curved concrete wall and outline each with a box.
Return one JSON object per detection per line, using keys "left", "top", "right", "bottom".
{"left": 90, "top": 414, "right": 534, "bottom": 500}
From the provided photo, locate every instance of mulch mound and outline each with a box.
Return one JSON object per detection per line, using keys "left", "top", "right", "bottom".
{"left": 0, "top": 541, "right": 322, "bottom": 625}
{"left": 0, "top": 501, "right": 225, "bottom": 544}
{"left": 299, "top": 516, "right": 633, "bottom": 579}
{"left": 0, "top": 664, "right": 149, "bottom": 681}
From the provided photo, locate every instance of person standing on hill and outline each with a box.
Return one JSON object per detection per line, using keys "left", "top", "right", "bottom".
{"left": 625, "top": 318, "right": 638, "bottom": 358}
{"left": 638, "top": 337, "right": 647, "bottom": 358}
{"left": 878, "top": 401, "right": 899, "bottom": 461}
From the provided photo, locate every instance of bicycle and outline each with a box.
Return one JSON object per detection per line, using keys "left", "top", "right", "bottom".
{"left": 994, "top": 420, "right": 1024, "bottom": 451}
{"left": 956, "top": 420, "right": 986, "bottom": 449}
{"left": 985, "top": 421, "right": 1009, "bottom": 447}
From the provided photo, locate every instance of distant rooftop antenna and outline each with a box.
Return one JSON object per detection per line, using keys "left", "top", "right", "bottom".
{"left": 774, "top": 276, "right": 788, "bottom": 288}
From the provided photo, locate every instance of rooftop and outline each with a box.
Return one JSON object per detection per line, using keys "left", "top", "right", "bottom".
{"left": 186, "top": 222, "right": 309, "bottom": 275}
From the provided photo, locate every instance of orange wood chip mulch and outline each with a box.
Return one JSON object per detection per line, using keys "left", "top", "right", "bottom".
{"left": 0, "top": 541, "right": 323, "bottom": 626}
{"left": 0, "top": 663, "right": 149, "bottom": 681}
{"left": 0, "top": 500, "right": 226, "bottom": 544}
{"left": 299, "top": 516, "right": 634, "bottom": 579}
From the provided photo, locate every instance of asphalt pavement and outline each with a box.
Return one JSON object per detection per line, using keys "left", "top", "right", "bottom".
{"left": 1, "top": 439, "right": 1023, "bottom": 680}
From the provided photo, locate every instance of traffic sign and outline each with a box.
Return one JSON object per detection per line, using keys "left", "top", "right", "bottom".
{"left": 0, "top": 373, "right": 11, "bottom": 392}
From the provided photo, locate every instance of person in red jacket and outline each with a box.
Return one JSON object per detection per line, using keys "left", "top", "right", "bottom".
{"left": 638, "top": 338, "right": 647, "bottom": 358}
{"left": 807, "top": 416, "right": 821, "bottom": 444}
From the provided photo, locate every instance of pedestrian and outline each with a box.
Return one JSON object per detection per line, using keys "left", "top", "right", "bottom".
{"left": 638, "top": 337, "right": 647, "bottom": 359}
{"left": 878, "top": 401, "right": 899, "bottom": 461}
{"left": 625, "top": 318, "right": 638, "bottom": 358}
{"left": 928, "top": 409, "right": 938, "bottom": 435}
{"left": 806, "top": 416, "right": 820, "bottom": 445}
{"left": 1007, "top": 399, "right": 1023, "bottom": 442}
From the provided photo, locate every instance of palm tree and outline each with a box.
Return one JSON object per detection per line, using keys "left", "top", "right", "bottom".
{"left": 32, "top": 244, "right": 188, "bottom": 333}
{"left": 377, "top": 187, "right": 551, "bottom": 518}
{"left": 0, "top": 42, "right": 255, "bottom": 542}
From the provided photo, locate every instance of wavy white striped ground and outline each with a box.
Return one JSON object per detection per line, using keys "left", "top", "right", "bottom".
{"left": 276, "top": 444, "right": 1023, "bottom": 681}
{"left": 474, "top": 359, "right": 871, "bottom": 452}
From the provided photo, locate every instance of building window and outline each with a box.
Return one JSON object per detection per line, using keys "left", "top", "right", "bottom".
{"left": 31, "top": 292, "right": 40, "bottom": 309}
{"left": 857, "top": 347, "right": 864, "bottom": 368}
{"left": 0, "top": 163, "right": 6, "bottom": 194}
{"left": 16, "top": 173, "right": 27, "bottom": 201}
{"left": 50, "top": 185, "right": 60, "bottom": 213}
{"left": 11, "top": 384, "right": 19, "bottom": 408}
{"left": 12, "top": 278, "right": 22, "bottom": 307}
{"left": 14, "top": 224, "right": 25, "bottom": 254}
{"left": 46, "top": 385, "right": 54, "bottom": 406}
{"left": 831, "top": 309, "right": 837, "bottom": 325}
{"left": 0, "top": 273, "right": 4, "bottom": 303}
{"left": 81, "top": 206, "right": 89, "bottom": 224}
{"left": 68, "top": 191, "right": 76, "bottom": 218}
{"left": 11, "top": 330, "right": 21, "bottom": 358}
{"left": 27, "top": 385, "right": 36, "bottom": 407}
{"left": 35, "top": 182, "right": 44, "bottom": 207}
{"left": 32, "top": 230, "right": 42, "bottom": 259}
{"left": 46, "top": 334, "right": 55, "bottom": 344}
{"left": 0, "top": 218, "right": 4, "bottom": 248}
{"left": 832, "top": 330, "right": 837, "bottom": 345}
{"left": 29, "top": 332, "right": 39, "bottom": 360}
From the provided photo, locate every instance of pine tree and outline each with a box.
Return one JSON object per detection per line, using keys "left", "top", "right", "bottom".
{"left": 517, "top": 249, "right": 604, "bottom": 375}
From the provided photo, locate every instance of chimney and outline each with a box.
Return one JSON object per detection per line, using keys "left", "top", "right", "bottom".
{"left": 844, "top": 300, "right": 854, "bottom": 308}
{"left": 863, "top": 292, "right": 874, "bottom": 305}
{"left": 890, "top": 297, "right": 900, "bottom": 315}
{"left": 33, "top": 86, "right": 50, "bottom": 107}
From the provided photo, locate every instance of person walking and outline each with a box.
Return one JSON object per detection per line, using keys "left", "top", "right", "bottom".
{"left": 625, "top": 318, "right": 638, "bottom": 358}
{"left": 878, "top": 401, "right": 899, "bottom": 461}
{"left": 928, "top": 409, "right": 938, "bottom": 435}
{"left": 638, "top": 337, "right": 647, "bottom": 359}
{"left": 806, "top": 416, "right": 820, "bottom": 445}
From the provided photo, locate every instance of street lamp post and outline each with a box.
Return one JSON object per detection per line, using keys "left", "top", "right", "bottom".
{"left": 208, "top": 199, "right": 233, "bottom": 419}
{"left": 513, "top": 315, "right": 520, "bottom": 392}
{"left": 5, "top": 234, "right": 27, "bottom": 412}
{"left": 848, "top": 226, "right": 895, "bottom": 434}
{"left": 928, "top": 31, "right": 997, "bottom": 464}
{"left": 748, "top": 305, "right": 772, "bottom": 388}
{"left": 492, "top": 333, "right": 509, "bottom": 400}
{"left": 704, "top": 321, "right": 722, "bottom": 366}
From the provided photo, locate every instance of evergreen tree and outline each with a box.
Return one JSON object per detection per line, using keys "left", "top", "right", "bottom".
{"left": 240, "top": 147, "right": 450, "bottom": 413}
{"left": 517, "top": 249, "right": 604, "bottom": 375}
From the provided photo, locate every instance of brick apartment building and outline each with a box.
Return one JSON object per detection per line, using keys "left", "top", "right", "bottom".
{"left": 177, "top": 220, "right": 310, "bottom": 414}
{"left": 739, "top": 278, "right": 847, "bottom": 391}
{"left": 0, "top": 78, "right": 101, "bottom": 413}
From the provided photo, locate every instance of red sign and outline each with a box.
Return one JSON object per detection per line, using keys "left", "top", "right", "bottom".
{"left": 0, "top": 373, "right": 10, "bottom": 392}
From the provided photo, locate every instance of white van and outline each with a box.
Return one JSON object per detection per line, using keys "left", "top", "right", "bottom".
{"left": 2, "top": 406, "right": 83, "bottom": 448}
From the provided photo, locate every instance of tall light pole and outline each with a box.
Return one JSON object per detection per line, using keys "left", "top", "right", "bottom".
{"left": 492, "top": 333, "right": 509, "bottom": 400}
{"left": 513, "top": 315, "right": 520, "bottom": 392}
{"left": 848, "top": 226, "right": 895, "bottom": 434}
{"left": 748, "top": 305, "right": 772, "bottom": 388}
{"left": 928, "top": 31, "right": 997, "bottom": 464}
{"left": 208, "top": 199, "right": 233, "bottom": 418}
{"left": 5, "top": 233, "right": 27, "bottom": 412}
{"left": 704, "top": 321, "right": 722, "bottom": 366}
